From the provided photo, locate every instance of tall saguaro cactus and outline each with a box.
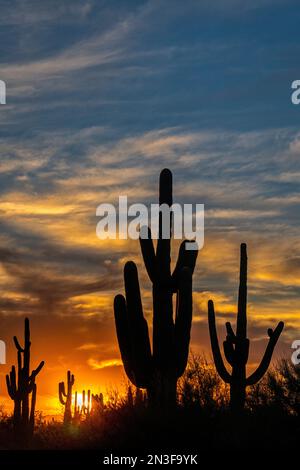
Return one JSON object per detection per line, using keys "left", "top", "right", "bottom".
{"left": 6, "top": 318, "right": 44, "bottom": 439}
{"left": 208, "top": 243, "right": 284, "bottom": 413}
{"left": 59, "top": 370, "right": 75, "bottom": 425}
{"left": 114, "top": 169, "right": 198, "bottom": 406}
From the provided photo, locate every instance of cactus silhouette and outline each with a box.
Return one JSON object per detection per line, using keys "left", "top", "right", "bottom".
{"left": 6, "top": 318, "right": 44, "bottom": 440}
{"left": 73, "top": 391, "right": 81, "bottom": 422}
{"left": 91, "top": 393, "right": 104, "bottom": 415}
{"left": 59, "top": 379, "right": 100, "bottom": 423}
{"left": 59, "top": 370, "right": 75, "bottom": 424}
{"left": 114, "top": 169, "right": 198, "bottom": 406}
{"left": 81, "top": 389, "right": 91, "bottom": 417}
{"left": 208, "top": 243, "right": 284, "bottom": 413}
{"left": 126, "top": 385, "right": 146, "bottom": 407}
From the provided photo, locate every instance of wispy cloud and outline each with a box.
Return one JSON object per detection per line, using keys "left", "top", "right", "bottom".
{"left": 0, "top": 0, "right": 299, "bottom": 408}
{"left": 87, "top": 357, "right": 122, "bottom": 370}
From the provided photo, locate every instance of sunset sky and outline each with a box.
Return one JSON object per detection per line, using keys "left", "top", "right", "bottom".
{"left": 0, "top": 0, "right": 300, "bottom": 415}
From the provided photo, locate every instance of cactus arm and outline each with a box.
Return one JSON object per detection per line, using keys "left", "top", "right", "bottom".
{"left": 13, "top": 336, "right": 24, "bottom": 352}
{"left": 236, "top": 243, "right": 247, "bottom": 338}
{"left": 223, "top": 322, "right": 236, "bottom": 366}
{"left": 29, "top": 361, "right": 45, "bottom": 381}
{"left": 225, "top": 321, "right": 235, "bottom": 338}
{"left": 124, "top": 261, "right": 152, "bottom": 387}
{"left": 114, "top": 294, "right": 137, "bottom": 385}
{"left": 172, "top": 240, "right": 198, "bottom": 289}
{"left": 59, "top": 382, "right": 67, "bottom": 405}
{"left": 114, "top": 262, "right": 153, "bottom": 388}
{"left": 124, "top": 261, "right": 151, "bottom": 356}
{"left": 208, "top": 300, "right": 231, "bottom": 383}
{"left": 124, "top": 262, "right": 144, "bottom": 319}
{"left": 6, "top": 375, "right": 12, "bottom": 398}
{"left": 6, "top": 367, "right": 17, "bottom": 399}
{"left": 139, "top": 227, "right": 156, "bottom": 282}
{"left": 223, "top": 339, "right": 235, "bottom": 367}
{"left": 246, "top": 321, "right": 284, "bottom": 385}
{"left": 174, "top": 267, "right": 192, "bottom": 377}
{"left": 17, "top": 349, "right": 22, "bottom": 372}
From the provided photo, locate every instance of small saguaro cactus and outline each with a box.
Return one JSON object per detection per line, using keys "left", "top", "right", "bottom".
{"left": 126, "top": 385, "right": 146, "bottom": 408}
{"left": 91, "top": 393, "right": 104, "bottom": 415}
{"left": 59, "top": 370, "right": 75, "bottom": 424}
{"left": 208, "top": 243, "right": 284, "bottom": 413}
{"left": 6, "top": 318, "right": 44, "bottom": 440}
{"left": 81, "top": 389, "right": 91, "bottom": 417}
{"left": 73, "top": 391, "right": 81, "bottom": 423}
{"left": 114, "top": 169, "right": 198, "bottom": 406}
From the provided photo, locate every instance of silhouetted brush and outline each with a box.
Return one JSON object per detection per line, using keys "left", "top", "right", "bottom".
{"left": 208, "top": 243, "right": 284, "bottom": 413}
{"left": 59, "top": 370, "right": 75, "bottom": 425}
{"left": 114, "top": 169, "right": 198, "bottom": 406}
{"left": 6, "top": 317, "right": 44, "bottom": 441}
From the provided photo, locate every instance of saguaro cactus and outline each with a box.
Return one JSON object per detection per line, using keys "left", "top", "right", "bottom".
{"left": 6, "top": 318, "right": 44, "bottom": 439}
{"left": 73, "top": 391, "right": 81, "bottom": 423}
{"left": 91, "top": 393, "right": 104, "bottom": 415}
{"left": 81, "top": 389, "right": 91, "bottom": 417}
{"left": 208, "top": 243, "right": 284, "bottom": 413}
{"left": 114, "top": 169, "right": 198, "bottom": 406}
{"left": 59, "top": 370, "right": 75, "bottom": 424}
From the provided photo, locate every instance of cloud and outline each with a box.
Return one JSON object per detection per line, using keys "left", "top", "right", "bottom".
{"left": 0, "top": 0, "right": 157, "bottom": 99}
{"left": 0, "top": 125, "right": 299, "bottom": 326}
{"left": 0, "top": 0, "right": 299, "bottom": 411}
{"left": 0, "top": 0, "right": 95, "bottom": 26}
{"left": 87, "top": 357, "right": 122, "bottom": 370}
{"left": 77, "top": 343, "right": 99, "bottom": 351}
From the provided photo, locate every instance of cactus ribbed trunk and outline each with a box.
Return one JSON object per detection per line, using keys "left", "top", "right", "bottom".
{"left": 13, "top": 399, "right": 21, "bottom": 430}
{"left": 230, "top": 370, "right": 246, "bottom": 414}
{"left": 147, "top": 375, "right": 177, "bottom": 407}
{"left": 114, "top": 169, "right": 198, "bottom": 407}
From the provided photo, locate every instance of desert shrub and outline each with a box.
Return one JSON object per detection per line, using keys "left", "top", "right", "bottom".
{"left": 178, "top": 354, "right": 230, "bottom": 412}
{"left": 247, "top": 359, "right": 300, "bottom": 416}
